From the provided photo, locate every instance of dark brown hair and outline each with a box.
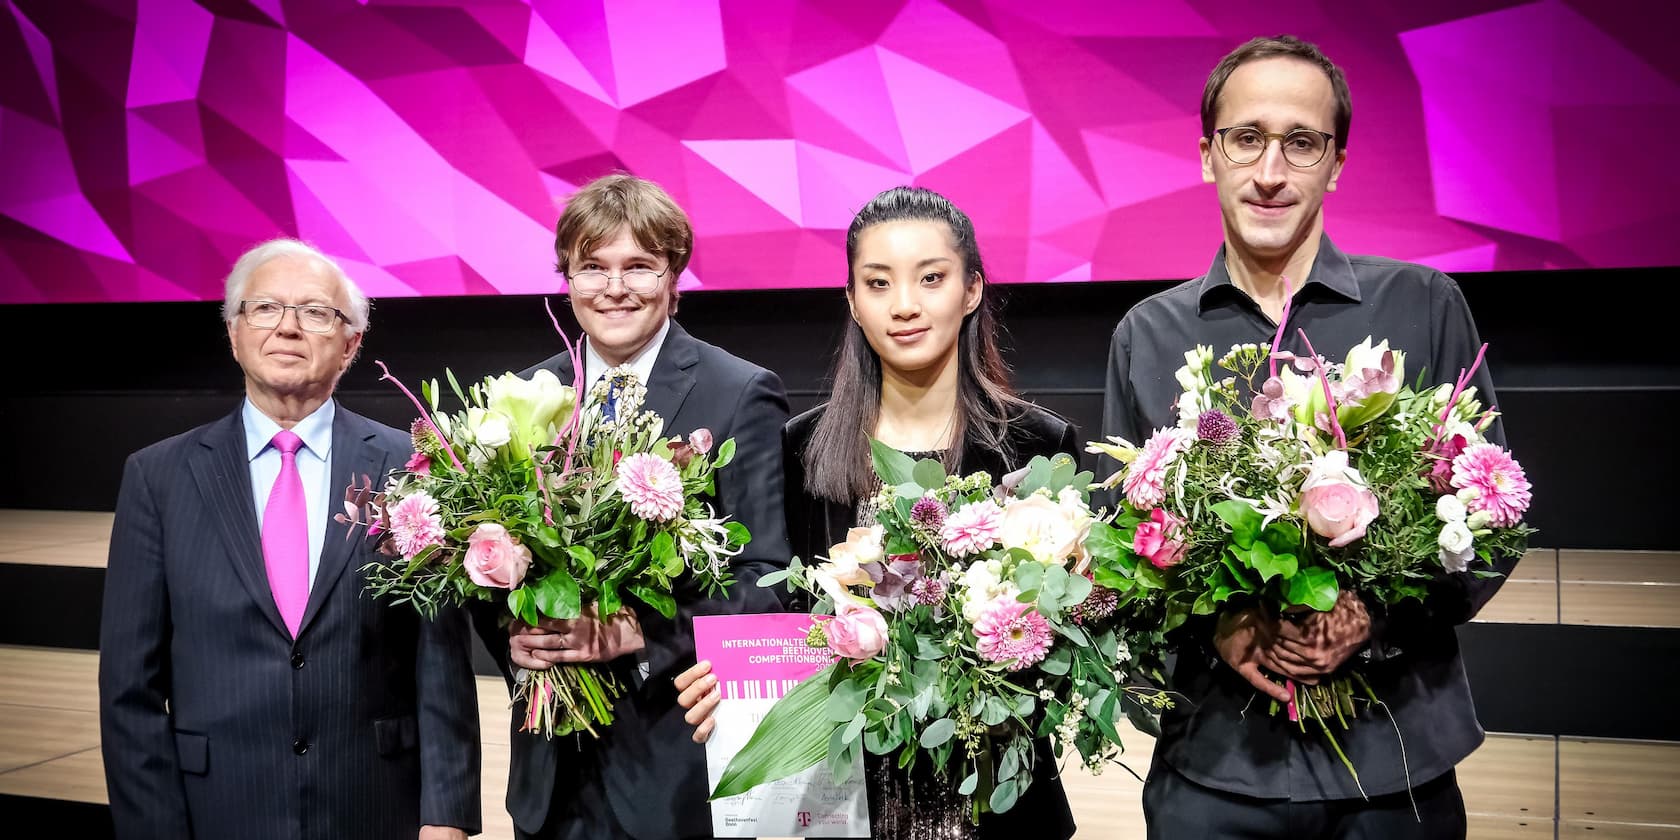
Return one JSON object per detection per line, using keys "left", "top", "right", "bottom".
{"left": 1201, "top": 35, "right": 1351, "bottom": 151}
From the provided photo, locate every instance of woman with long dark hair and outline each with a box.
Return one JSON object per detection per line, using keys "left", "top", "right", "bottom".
{"left": 677, "top": 186, "right": 1078, "bottom": 839}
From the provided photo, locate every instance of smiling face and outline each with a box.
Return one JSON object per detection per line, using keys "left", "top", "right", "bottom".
{"left": 847, "top": 219, "right": 983, "bottom": 379}
{"left": 568, "top": 223, "right": 673, "bottom": 367}
{"left": 227, "top": 256, "right": 361, "bottom": 405}
{"left": 1200, "top": 56, "right": 1346, "bottom": 265}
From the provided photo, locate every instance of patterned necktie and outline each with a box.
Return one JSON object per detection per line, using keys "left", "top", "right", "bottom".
{"left": 262, "top": 430, "right": 309, "bottom": 637}
{"left": 601, "top": 370, "right": 634, "bottom": 422}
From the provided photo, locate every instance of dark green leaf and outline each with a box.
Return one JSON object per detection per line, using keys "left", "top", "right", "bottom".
{"left": 651, "top": 531, "right": 680, "bottom": 576}
{"left": 532, "top": 572, "right": 582, "bottom": 620}
{"left": 712, "top": 438, "right": 737, "bottom": 469}
{"left": 1249, "top": 541, "right": 1299, "bottom": 583}
{"left": 1084, "top": 521, "right": 1131, "bottom": 564}
{"left": 628, "top": 584, "right": 677, "bottom": 619}
{"left": 1285, "top": 566, "right": 1340, "bottom": 611}
{"left": 1211, "top": 499, "right": 1263, "bottom": 546}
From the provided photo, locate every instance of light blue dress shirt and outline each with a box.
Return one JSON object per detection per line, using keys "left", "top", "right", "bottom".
{"left": 244, "top": 398, "right": 335, "bottom": 592}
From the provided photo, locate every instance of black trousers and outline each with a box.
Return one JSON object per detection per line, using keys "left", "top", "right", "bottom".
{"left": 1142, "top": 762, "right": 1467, "bottom": 840}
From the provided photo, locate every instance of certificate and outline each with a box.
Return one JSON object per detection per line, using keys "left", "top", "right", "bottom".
{"left": 693, "top": 613, "right": 870, "bottom": 838}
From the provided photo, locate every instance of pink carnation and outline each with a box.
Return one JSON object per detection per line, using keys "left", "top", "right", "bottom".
{"left": 617, "top": 453, "right": 684, "bottom": 521}
{"left": 1123, "top": 428, "right": 1193, "bottom": 509}
{"left": 388, "top": 491, "right": 446, "bottom": 559}
{"left": 1451, "top": 444, "right": 1532, "bottom": 527}
{"left": 939, "top": 500, "right": 1003, "bottom": 556}
{"left": 972, "top": 598, "right": 1052, "bottom": 671}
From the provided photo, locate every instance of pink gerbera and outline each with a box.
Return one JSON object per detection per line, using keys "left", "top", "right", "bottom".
{"left": 940, "top": 500, "right": 1003, "bottom": 556}
{"left": 972, "top": 598, "right": 1052, "bottom": 670}
{"left": 617, "top": 453, "right": 684, "bottom": 521}
{"left": 1123, "top": 427, "right": 1193, "bottom": 509}
{"left": 388, "top": 491, "right": 446, "bottom": 558}
{"left": 1450, "top": 443, "right": 1532, "bottom": 527}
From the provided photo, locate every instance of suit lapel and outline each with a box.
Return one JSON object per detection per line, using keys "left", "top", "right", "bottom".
{"left": 189, "top": 410, "right": 290, "bottom": 638}
{"left": 644, "top": 321, "right": 700, "bottom": 431}
{"left": 297, "top": 406, "right": 389, "bottom": 637}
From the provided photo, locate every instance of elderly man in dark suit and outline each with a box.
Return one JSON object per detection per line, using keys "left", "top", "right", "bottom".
{"left": 473, "top": 174, "right": 791, "bottom": 840}
{"left": 98, "top": 239, "right": 482, "bottom": 840}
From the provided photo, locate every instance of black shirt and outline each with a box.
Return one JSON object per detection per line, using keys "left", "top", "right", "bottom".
{"left": 1102, "top": 236, "right": 1518, "bottom": 800}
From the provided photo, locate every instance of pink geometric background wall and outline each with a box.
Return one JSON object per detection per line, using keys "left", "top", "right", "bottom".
{"left": 2, "top": 0, "right": 1676, "bottom": 303}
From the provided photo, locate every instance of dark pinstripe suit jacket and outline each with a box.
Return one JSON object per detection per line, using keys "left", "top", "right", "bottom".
{"left": 475, "top": 320, "right": 792, "bottom": 839}
{"left": 98, "top": 403, "right": 482, "bottom": 840}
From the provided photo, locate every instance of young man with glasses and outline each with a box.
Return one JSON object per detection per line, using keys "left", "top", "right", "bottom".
{"left": 473, "top": 174, "right": 793, "bottom": 840}
{"left": 1101, "top": 36, "right": 1512, "bottom": 838}
{"left": 99, "top": 239, "right": 482, "bottom": 840}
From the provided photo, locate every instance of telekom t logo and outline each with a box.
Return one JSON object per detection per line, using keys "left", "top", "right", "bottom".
{"left": 796, "top": 811, "right": 812, "bottom": 827}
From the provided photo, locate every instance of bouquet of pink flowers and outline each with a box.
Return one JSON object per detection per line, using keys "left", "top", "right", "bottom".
{"left": 343, "top": 328, "right": 749, "bottom": 739}
{"left": 711, "top": 444, "right": 1168, "bottom": 820}
{"left": 1090, "top": 330, "right": 1533, "bottom": 786}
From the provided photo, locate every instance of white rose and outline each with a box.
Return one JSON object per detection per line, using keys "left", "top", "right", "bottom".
{"left": 1437, "top": 521, "right": 1475, "bottom": 573}
{"left": 473, "top": 412, "right": 512, "bottom": 449}
{"left": 1435, "top": 494, "right": 1467, "bottom": 523}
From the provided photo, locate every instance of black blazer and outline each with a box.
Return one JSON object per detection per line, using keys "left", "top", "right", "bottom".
{"left": 481, "top": 319, "right": 792, "bottom": 839}
{"left": 98, "top": 404, "right": 482, "bottom": 840}
{"left": 782, "top": 400, "right": 1080, "bottom": 840}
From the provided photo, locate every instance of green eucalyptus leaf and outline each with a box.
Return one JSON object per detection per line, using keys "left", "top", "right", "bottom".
{"left": 919, "top": 718, "right": 956, "bottom": 748}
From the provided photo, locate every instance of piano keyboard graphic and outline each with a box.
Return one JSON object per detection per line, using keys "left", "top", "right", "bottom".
{"left": 722, "top": 679, "right": 803, "bottom": 700}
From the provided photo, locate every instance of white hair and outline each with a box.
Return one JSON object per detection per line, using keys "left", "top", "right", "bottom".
{"left": 221, "top": 238, "right": 370, "bottom": 334}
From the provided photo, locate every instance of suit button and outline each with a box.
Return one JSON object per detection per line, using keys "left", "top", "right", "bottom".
{"left": 291, "top": 654, "right": 305, "bottom": 670}
{"left": 292, "top": 739, "right": 309, "bottom": 755}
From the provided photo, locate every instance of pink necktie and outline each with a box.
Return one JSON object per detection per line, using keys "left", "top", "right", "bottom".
{"left": 262, "top": 430, "right": 309, "bottom": 637}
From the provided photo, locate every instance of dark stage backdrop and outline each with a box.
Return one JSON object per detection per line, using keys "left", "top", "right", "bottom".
{"left": 2, "top": 265, "right": 1674, "bottom": 551}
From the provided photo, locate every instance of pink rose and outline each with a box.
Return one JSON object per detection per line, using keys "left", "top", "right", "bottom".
{"left": 1133, "top": 508, "right": 1188, "bottom": 569}
{"left": 1298, "top": 451, "right": 1379, "bottom": 548}
{"left": 821, "top": 601, "right": 889, "bottom": 661}
{"left": 464, "top": 523, "right": 532, "bottom": 589}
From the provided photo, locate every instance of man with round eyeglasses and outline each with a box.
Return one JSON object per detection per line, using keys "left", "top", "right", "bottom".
{"left": 470, "top": 173, "right": 793, "bottom": 840}
{"left": 1102, "top": 35, "right": 1509, "bottom": 839}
